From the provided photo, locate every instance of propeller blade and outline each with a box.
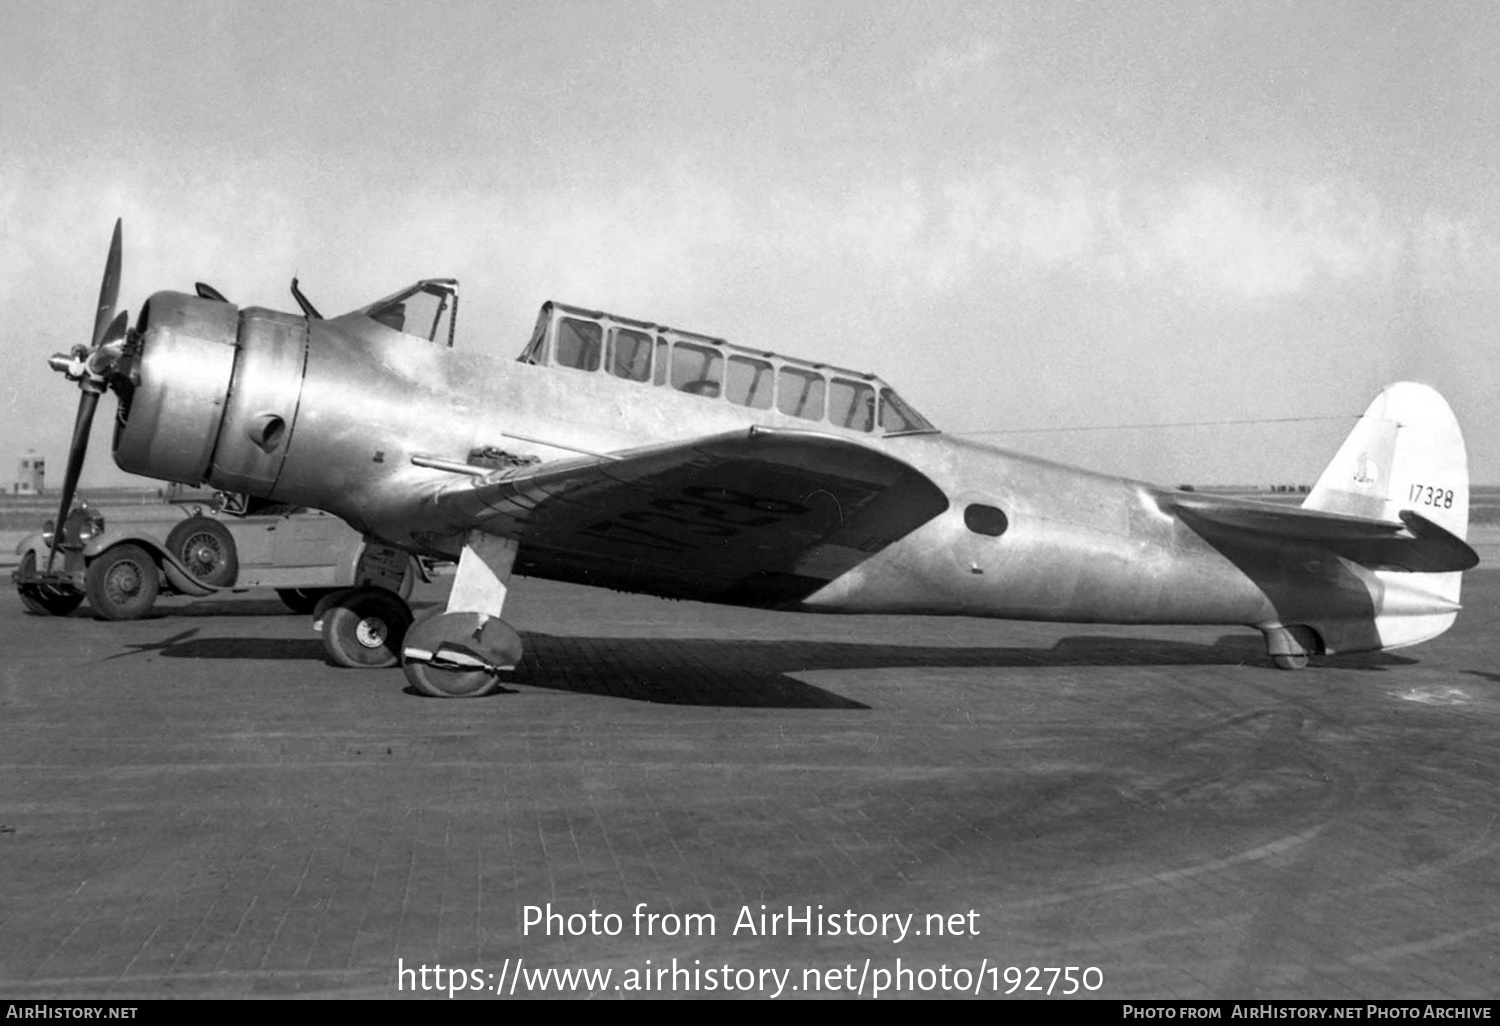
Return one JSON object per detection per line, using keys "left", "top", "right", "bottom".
{"left": 90, "top": 218, "right": 122, "bottom": 351}
{"left": 47, "top": 219, "right": 123, "bottom": 570}
{"left": 44, "top": 390, "right": 100, "bottom": 571}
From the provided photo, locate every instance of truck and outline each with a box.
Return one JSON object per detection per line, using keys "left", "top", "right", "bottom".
{"left": 12, "top": 487, "right": 420, "bottom": 619}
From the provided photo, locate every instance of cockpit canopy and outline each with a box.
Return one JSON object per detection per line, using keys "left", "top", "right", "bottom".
{"left": 347, "top": 278, "right": 460, "bottom": 346}
{"left": 517, "top": 301, "right": 936, "bottom": 436}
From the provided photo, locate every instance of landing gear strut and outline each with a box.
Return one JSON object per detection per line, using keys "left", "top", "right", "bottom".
{"left": 315, "top": 534, "right": 523, "bottom": 696}
{"left": 401, "top": 532, "right": 522, "bottom": 698}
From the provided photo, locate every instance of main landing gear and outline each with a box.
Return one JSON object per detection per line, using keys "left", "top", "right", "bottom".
{"left": 401, "top": 612, "right": 523, "bottom": 697}
{"left": 315, "top": 534, "right": 523, "bottom": 698}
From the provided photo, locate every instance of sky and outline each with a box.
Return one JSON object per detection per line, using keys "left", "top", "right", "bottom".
{"left": 3, "top": 0, "right": 1500, "bottom": 490}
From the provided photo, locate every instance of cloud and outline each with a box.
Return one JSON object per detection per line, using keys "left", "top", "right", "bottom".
{"left": 911, "top": 40, "right": 996, "bottom": 96}
{"left": 1413, "top": 210, "right": 1500, "bottom": 292}
{"left": 1141, "top": 181, "right": 1392, "bottom": 298}
{"left": 803, "top": 169, "right": 1446, "bottom": 304}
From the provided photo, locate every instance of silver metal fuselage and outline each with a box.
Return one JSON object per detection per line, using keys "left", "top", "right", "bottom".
{"left": 112, "top": 292, "right": 1376, "bottom": 632}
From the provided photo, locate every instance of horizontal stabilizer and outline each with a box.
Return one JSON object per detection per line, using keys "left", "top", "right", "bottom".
{"left": 1173, "top": 495, "right": 1478, "bottom": 573}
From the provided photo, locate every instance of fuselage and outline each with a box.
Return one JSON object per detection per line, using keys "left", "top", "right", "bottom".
{"left": 110, "top": 292, "right": 1391, "bottom": 636}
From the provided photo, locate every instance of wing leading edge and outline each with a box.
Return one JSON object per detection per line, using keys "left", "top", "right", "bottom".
{"left": 1173, "top": 495, "right": 1479, "bottom": 573}
{"left": 426, "top": 428, "right": 951, "bottom": 607}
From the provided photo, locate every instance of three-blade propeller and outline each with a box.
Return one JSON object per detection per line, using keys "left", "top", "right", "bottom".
{"left": 44, "top": 219, "right": 125, "bottom": 569}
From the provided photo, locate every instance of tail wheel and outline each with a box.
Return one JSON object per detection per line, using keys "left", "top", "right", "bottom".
{"left": 165, "top": 517, "right": 238, "bottom": 586}
{"left": 16, "top": 551, "right": 84, "bottom": 616}
{"left": 85, "top": 544, "right": 160, "bottom": 620}
{"left": 320, "top": 587, "right": 413, "bottom": 668}
{"left": 1265, "top": 624, "right": 1321, "bottom": 671}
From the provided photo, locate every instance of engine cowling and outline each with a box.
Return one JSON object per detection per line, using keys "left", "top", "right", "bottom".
{"left": 113, "top": 291, "right": 309, "bottom": 496}
{"left": 113, "top": 292, "right": 237, "bottom": 486}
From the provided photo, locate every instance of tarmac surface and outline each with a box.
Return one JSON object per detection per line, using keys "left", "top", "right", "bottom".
{"left": 2, "top": 569, "right": 1498, "bottom": 1000}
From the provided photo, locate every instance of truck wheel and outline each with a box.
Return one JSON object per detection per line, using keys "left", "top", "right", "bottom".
{"left": 320, "top": 587, "right": 413, "bottom": 668}
{"left": 165, "top": 517, "right": 238, "bottom": 587}
{"left": 16, "top": 552, "right": 84, "bottom": 616}
{"left": 85, "top": 544, "right": 161, "bottom": 620}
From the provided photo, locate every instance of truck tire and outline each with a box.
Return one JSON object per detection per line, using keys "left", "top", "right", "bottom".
{"left": 320, "top": 587, "right": 413, "bottom": 668}
{"left": 85, "top": 544, "right": 161, "bottom": 620}
{"left": 165, "top": 517, "right": 238, "bottom": 587}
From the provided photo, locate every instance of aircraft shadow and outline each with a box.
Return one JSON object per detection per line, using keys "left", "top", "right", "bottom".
{"left": 505, "top": 631, "right": 1414, "bottom": 707}
{"left": 131, "top": 628, "right": 1417, "bottom": 709}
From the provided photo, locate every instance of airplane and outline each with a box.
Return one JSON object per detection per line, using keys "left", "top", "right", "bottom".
{"left": 32, "top": 220, "right": 1478, "bottom": 697}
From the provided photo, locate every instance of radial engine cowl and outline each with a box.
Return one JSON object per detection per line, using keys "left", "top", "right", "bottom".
{"left": 112, "top": 292, "right": 240, "bottom": 486}
{"left": 112, "top": 292, "right": 310, "bottom": 495}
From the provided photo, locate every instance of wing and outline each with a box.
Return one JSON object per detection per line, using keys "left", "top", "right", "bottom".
{"left": 426, "top": 427, "right": 950, "bottom": 606}
{"left": 1173, "top": 494, "right": 1478, "bottom": 573}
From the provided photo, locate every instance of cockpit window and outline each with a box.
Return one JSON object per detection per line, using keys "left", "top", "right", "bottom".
{"left": 362, "top": 280, "right": 459, "bottom": 345}
{"left": 515, "top": 302, "right": 939, "bottom": 435}
{"left": 727, "top": 355, "right": 774, "bottom": 410}
{"left": 372, "top": 303, "right": 405, "bottom": 331}
{"left": 828, "top": 378, "right": 875, "bottom": 432}
{"left": 608, "top": 327, "right": 653, "bottom": 382}
{"left": 879, "top": 388, "right": 934, "bottom": 434}
{"left": 671, "top": 341, "right": 722, "bottom": 397}
{"left": 777, "top": 366, "right": 825, "bottom": 421}
{"left": 556, "top": 317, "right": 603, "bottom": 372}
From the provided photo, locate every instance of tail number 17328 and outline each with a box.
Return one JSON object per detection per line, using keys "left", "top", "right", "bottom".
{"left": 1408, "top": 483, "right": 1455, "bottom": 509}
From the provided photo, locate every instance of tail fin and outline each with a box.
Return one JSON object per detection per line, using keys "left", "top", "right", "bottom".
{"left": 1304, "top": 381, "right": 1469, "bottom": 649}
{"left": 1304, "top": 382, "right": 1469, "bottom": 539}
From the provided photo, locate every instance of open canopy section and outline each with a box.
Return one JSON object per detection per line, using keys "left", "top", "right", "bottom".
{"left": 516, "top": 301, "right": 937, "bottom": 436}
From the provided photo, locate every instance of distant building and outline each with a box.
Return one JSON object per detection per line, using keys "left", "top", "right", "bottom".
{"left": 14, "top": 453, "right": 45, "bottom": 496}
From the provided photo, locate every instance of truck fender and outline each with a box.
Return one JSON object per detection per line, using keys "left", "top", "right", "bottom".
{"left": 83, "top": 537, "right": 219, "bottom": 597}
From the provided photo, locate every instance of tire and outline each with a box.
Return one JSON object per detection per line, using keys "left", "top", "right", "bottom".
{"left": 277, "top": 587, "right": 336, "bottom": 614}
{"left": 403, "top": 659, "right": 502, "bottom": 699}
{"left": 321, "top": 587, "right": 413, "bottom": 668}
{"left": 16, "top": 551, "right": 84, "bottom": 616}
{"left": 165, "top": 517, "right": 238, "bottom": 587}
{"left": 85, "top": 544, "right": 160, "bottom": 620}
{"left": 400, "top": 612, "right": 521, "bottom": 698}
{"left": 1268, "top": 625, "right": 1320, "bottom": 670}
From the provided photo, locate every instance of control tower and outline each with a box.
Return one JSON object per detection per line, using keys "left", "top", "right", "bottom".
{"left": 14, "top": 452, "right": 45, "bottom": 496}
